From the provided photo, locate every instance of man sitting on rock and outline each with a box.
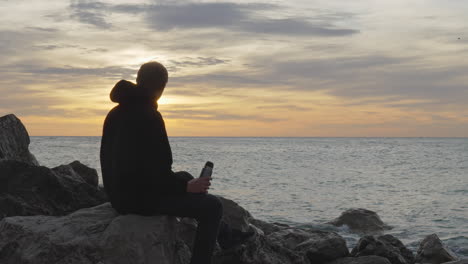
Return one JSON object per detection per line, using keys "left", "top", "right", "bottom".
{"left": 100, "top": 61, "right": 250, "bottom": 264}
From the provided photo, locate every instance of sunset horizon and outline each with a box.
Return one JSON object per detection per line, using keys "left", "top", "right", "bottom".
{"left": 2, "top": 0, "right": 468, "bottom": 137}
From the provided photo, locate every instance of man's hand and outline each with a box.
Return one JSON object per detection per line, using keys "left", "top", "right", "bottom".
{"left": 187, "top": 177, "right": 212, "bottom": 193}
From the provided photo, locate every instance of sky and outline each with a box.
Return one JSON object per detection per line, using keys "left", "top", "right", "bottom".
{"left": 0, "top": 0, "right": 467, "bottom": 137}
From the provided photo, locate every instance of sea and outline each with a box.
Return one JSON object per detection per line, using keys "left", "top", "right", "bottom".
{"left": 30, "top": 137, "right": 468, "bottom": 258}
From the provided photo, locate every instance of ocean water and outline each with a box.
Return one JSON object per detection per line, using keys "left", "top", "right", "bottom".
{"left": 30, "top": 137, "right": 468, "bottom": 257}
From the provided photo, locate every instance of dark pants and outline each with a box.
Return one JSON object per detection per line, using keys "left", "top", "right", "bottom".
{"left": 152, "top": 172, "right": 223, "bottom": 264}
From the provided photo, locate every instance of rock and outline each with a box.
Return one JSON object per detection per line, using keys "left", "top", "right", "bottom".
{"left": 0, "top": 160, "right": 107, "bottom": 219}
{"left": 214, "top": 226, "right": 349, "bottom": 264}
{"left": 0, "top": 114, "right": 38, "bottom": 166}
{"left": 414, "top": 234, "right": 458, "bottom": 264}
{"left": 213, "top": 230, "right": 304, "bottom": 264}
{"left": 442, "top": 260, "right": 468, "bottom": 264}
{"left": 249, "top": 218, "right": 288, "bottom": 235}
{"left": 1, "top": 199, "right": 349, "bottom": 264}
{"left": 325, "top": 255, "right": 392, "bottom": 264}
{"left": 52, "top": 160, "right": 99, "bottom": 187}
{"left": 176, "top": 217, "right": 198, "bottom": 252}
{"left": 269, "top": 228, "right": 349, "bottom": 264}
{"left": 328, "top": 208, "right": 391, "bottom": 234}
{"left": 351, "top": 234, "right": 414, "bottom": 264}
{"left": 0, "top": 177, "right": 354, "bottom": 264}
{"left": 0, "top": 203, "right": 190, "bottom": 264}
{"left": 218, "top": 196, "right": 253, "bottom": 232}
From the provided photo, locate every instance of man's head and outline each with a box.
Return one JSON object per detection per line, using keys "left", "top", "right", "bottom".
{"left": 136, "top": 61, "right": 168, "bottom": 100}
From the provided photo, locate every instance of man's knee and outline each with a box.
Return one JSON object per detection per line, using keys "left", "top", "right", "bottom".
{"left": 174, "top": 171, "right": 194, "bottom": 182}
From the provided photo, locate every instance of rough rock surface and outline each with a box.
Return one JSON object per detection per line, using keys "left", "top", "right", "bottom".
{"left": 0, "top": 114, "right": 38, "bottom": 166}
{"left": 351, "top": 234, "right": 414, "bottom": 264}
{"left": 325, "top": 255, "right": 392, "bottom": 264}
{"left": 276, "top": 228, "right": 349, "bottom": 263}
{"left": 442, "top": 260, "right": 468, "bottom": 264}
{"left": 214, "top": 227, "right": 349, "bottom": 264}
{"left": 0, "top": 195, "right": 351, "bottom": 264}
{"left": 218, "top": 196, "right": 253, "bottom": 232}
{"left": 249, "top": 218, "right": 288, "bottom": 235}
{"left": 414, "top": 234, "right": 458, "bottom": 264}
{"left": 329, "top": 208, "right": 391, "bottom": 234}
{"left": 213, "top": 229, "right": 304, "bottom": 264}
{"left": 0, "top": 160, "right": 107, "bottom": 219}
{"left": 52, "top": 160, "right": 100, "bottom": 187}
{"left": 0, "top": 203, "right": 191, "bottom": 264}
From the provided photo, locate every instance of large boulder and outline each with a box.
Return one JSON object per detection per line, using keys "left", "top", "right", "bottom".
{"left": 328, "top": 208, "right": 391, "bottom": 234}
{"left": 414, "top": 234, "right": 458, "bottom": 264}
{"left": 0, "top": 203, "right": 191, "bottom": 264}
{"left": 0, "top": 114, "right": 38, "bottom": 166}
{"left": 351, "top": 234, "right": 414, "bottom": 264}
{"left": 442, "top": 260, "right": 468, "bottom": 264}
{"left": 218, "top": 196, "right": 253, "bottom": 232}
{"left": 213, "top": 230, "right": 304, "bottom": 264}
{"left": 214, "top": 227, "right": 349, "bottom": 264}
{"left": 249, "top": 218, "right": 288, "bottom": 235}
{"left": 269, "top": 228, "right": 349, "bottom": 264}
{"left": 52, "top": 160, "right": 100, "bottom": 187}
{"left": 325, "top": 255, "right": 392, "bottom": 264}
{"left": 0, "top": 194, "right": 350, "bottom": 264}
{"left": 0, "top": 160, "right": 107, "bottom": 219}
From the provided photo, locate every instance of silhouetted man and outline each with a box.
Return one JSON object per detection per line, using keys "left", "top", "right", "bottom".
{"left": 100, "top": 61, "right": 223, "bottom": 264}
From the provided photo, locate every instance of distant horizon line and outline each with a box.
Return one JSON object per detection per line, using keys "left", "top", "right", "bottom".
{"left": 29, "top": 136, "right": 468, "bottom": 139}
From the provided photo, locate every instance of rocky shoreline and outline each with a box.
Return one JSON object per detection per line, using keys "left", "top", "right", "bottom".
{"left": 0, "top": 114, "right": 466, "bottom": 264}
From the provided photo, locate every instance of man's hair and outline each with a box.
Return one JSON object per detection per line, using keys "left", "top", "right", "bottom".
{"left": 136, "top": 61, "right": 168, "bottom": 91}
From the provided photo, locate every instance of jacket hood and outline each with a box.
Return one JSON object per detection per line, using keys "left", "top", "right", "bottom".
{"left": 110, "top": 80, "right": 154, "bottom": 105}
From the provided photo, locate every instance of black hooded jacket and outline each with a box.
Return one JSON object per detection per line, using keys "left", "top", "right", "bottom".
{"left": 100, "top": 80, "right": 188, "bottom": 214}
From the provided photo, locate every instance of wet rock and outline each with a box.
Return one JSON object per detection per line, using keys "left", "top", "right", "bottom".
{"left": 325, "top": 255, "right": 392, "bottom": 264}
{"left": 414, "top": 234, "right": 458, "bottom": 264}
{"left": 0, "top": 160, "right": 107, "bottom": 219}
{"left": 0, "top": 114, "right": 38, "bottom": 166}
{"left": 249, "top": 218, "right": 288, "bottom": 235}
{"left": 269, "top": 228, "right": 349, "bottom": 264}
{"left": 351, "top": 234, "right": 414, "bottom": 264}
{"left": 0, "top": 203, "right": 190, "bottom": 264}
{"left": 329, "top": 208, "right": 391, "bottom": 234}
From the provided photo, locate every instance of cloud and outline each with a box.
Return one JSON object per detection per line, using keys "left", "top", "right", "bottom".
{"left": 169, "top": 57, "right": 229, "bottom": 67}
{"left": 0, "top": 29, "right": 60, "bottom": 62}
{"left": 269, "top": 55, "right": 411, "bottom": 81}
{"left": 5, "top": 64, "right": 136, "bottom": 80}
{"left": 25, "top": 27, "right": 59, "bottom": 32}
{"left": 0, "top": 87, "right": 71, "bottom": 117}
{"left": 32, "top": 43, "right": 108, "bottom": 53}
{"left": 256, "top": 104, "right": 312, "bottom": 111}
{"left": 144, "top": 2, "right": 358, "bottom": 36}
{"left": 166, "top": 56, "right": 230, "bottom": 72}
{"left": 168, "top": 55, "right": 409, "bottom": 90}
{"left": 169, "top": 52, "right": 468, "bottom": 113}
{"left": 70, "top": 0, "right": 112, "bottom": 29}
{"left": 236, "top": 18, "right": 358, "bottom": 36}
{"left": 164, "top": 108, "right": 283, "bottom": 122}
{"left": 170, "top": 72, "right": 283, "bottom": 89}
{"left": 66, "top": 1, "right": 358, "bottom": 36}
